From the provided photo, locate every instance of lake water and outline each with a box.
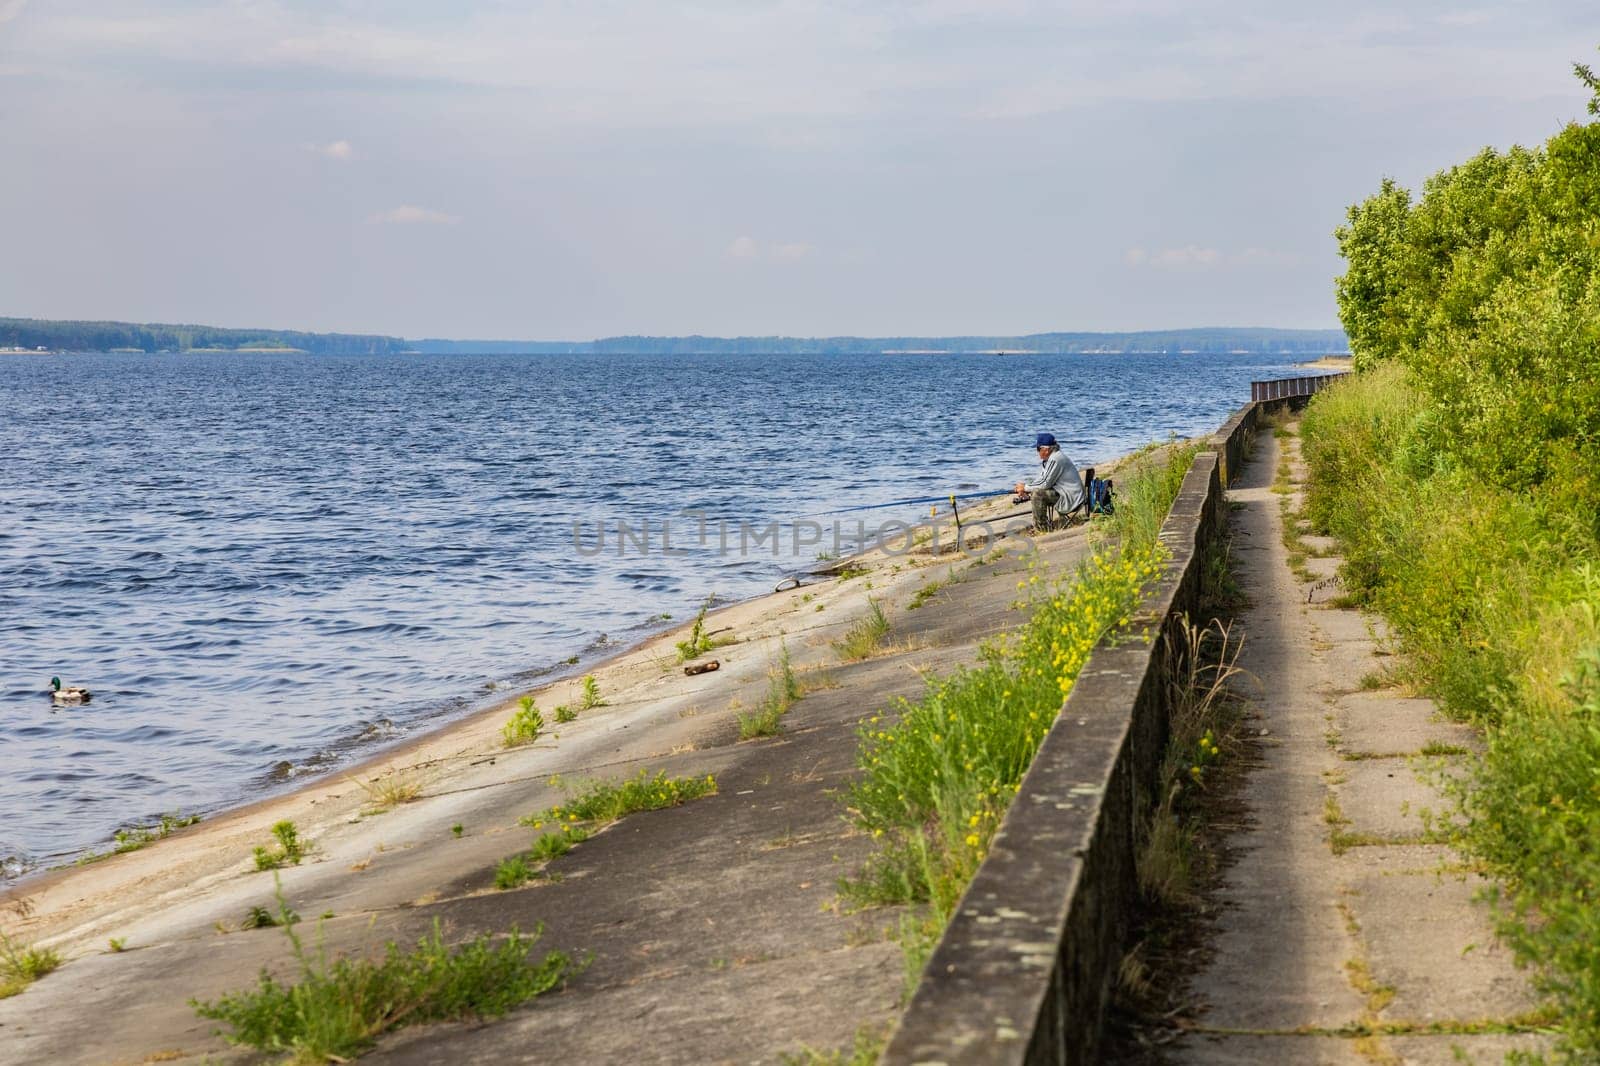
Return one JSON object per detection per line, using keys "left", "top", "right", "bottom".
{"left": 1, "top": 350, "right": 1322, "bottom": 875}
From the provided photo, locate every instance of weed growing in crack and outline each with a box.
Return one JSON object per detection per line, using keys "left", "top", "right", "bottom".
{"left": 502, "top": 696, "right": 546, "bottom": 748}
{"left": 253, "top": 820, "right": 307, "bottom": 871}
{"left": 0, "top": 930, "right": 62, "bottom": 998}
{"left": 833, "top": 599, "right": 889, "bottom": 662}
{"left": 192, "top": 880, "right": 572, "bottom": 1061}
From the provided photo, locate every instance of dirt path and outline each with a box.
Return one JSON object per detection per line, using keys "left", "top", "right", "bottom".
{"left": 0, "top": 492, "right": 1093, "bottom": 1065}
{"left": 1166, "top": 420, "right": 1549, "bottom": 1065}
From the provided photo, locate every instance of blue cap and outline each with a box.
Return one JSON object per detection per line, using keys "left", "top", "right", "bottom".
{"left": 1035, "top": 432, "right": 1056, "bottom": 448}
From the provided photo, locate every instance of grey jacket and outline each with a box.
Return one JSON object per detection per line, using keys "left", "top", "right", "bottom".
{"left": 1024, "top": 448, "right": 1086, "bottom": 515}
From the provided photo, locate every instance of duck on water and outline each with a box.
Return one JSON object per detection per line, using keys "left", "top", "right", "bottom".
{"left": 49, "top": 677, "right": 91, "bottom": 703}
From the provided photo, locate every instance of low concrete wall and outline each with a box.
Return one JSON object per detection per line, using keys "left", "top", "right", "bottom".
{"left": 882, "top": 396, "right": 1282, "bottom": 1066}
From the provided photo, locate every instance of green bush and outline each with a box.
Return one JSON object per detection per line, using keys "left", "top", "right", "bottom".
{"left": 1333, "top": 63, "right": 1600, "bottom": 499}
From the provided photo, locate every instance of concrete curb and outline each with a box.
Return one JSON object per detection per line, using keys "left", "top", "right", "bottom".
{"left": 881, "top": 396, "right": 1288, "bottom": 1066}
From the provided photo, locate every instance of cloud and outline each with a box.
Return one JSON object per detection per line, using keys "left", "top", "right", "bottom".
{"left": 314, "top": 139, "right": 353, "bottom": 161}
{"left": 769, "top": 242, "right": 814, "bottom": 261}
{"left": 726, "top": 236, "right": 814, "bottom": 262}
{"left": 1232, "top": 247, "right": 1300, "bottom": 267}
{"left": 0, "top": 0, "right": 26, "bottom": 25}
{"left": 370, "top": 205, "right": 460, "bottom": 225}
{"left": 1150, "top": 245, "right": 1223, "bottom": 268}
{"left": 1125, "top": 245, "right": 1297, "bottom": 269}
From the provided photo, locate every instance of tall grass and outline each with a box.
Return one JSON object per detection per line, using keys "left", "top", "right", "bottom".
{"left": 1137, "top": 617, "right": 1246, "bottom": 907}
{"left": 192, "top": 886, "right": 571, "bottom": 1062}
{"left": 739, "top": 642, "right": 801, "bottom": 739}
{"left": 833, "top": 599, "right": 890, "bottom": 662}
{"left": 1093, "top": 439, "right": 1200, "bottom": 552}
{"left": 1301, "top": 369, "right": 1600, "bottom": 1051}
{"left": 528, "top": 770, "right": 718, "bottom": 828}
{"left": 0, "top": 929, "right": 62, "bottom": 999}
{"left": 839, "top": 441, "right": 1198, "bottom": 989}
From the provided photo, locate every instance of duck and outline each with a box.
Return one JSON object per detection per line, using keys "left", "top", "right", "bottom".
{"left": 49, "top": 677, "right": 91, "bottom": 703}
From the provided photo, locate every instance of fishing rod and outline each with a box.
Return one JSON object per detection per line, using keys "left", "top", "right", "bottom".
{"left": 792, "top": 488, "right": 1014, "bottom": 520}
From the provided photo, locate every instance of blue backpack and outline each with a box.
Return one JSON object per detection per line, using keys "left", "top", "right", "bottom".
{"left": 1085, "top": 473, "right": 1115, "bottom": 516}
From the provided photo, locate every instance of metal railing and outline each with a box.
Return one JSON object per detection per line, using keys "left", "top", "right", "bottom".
{"left": 1250, "top": 371, "right": 1347, "bottom": 403}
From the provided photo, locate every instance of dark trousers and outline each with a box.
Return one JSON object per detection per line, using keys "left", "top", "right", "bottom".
{"left": 1032, "top": 488, "right": 1060, "bottom": 531}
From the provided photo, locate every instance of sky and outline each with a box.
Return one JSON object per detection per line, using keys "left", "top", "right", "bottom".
{"left": 0, "top": 1, "right": 1593, "bottom": 340}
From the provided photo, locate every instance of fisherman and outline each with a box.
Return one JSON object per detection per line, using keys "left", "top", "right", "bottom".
{"left": 1014, "top": 432, "right": 1085, "bottom": 532}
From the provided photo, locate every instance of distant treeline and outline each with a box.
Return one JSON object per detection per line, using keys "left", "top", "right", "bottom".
{"left": 2, "top": 317, "right": 1347, "bottom": 356}
{"left": 0, "top": 317, "right": 407, "bottom": 355}
{"left": 414, "top": 327, "right": 1348, "bottom": 355}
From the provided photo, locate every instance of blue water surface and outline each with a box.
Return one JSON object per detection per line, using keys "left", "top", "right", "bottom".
{"left": 0, "top": 350, "right": 1318, "bottom": 873}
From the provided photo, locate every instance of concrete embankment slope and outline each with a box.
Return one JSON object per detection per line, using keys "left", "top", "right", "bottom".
{"left": 0, "top": 490, "right": 1090, "bottom": 1064}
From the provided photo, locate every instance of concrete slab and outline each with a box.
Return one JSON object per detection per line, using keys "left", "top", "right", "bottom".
{"left": 1387, "top": 1033, "right": 1553, "bottom": 1064}
{"left": 1175, "top": 433, "right": 1366, "bottom": 1036}
{"left": 1334, "top": 695, "right": 1480, "bottom": 758}
{"left": 1343, "top": 847, "right": 1542, "bottom": 1023}
{"left": 376, "top": 942, "right": 905, "bottom": 1066}
{"left": 1332, "top": 760, "right": 1440, "bottom": 840}
{"left": 1303, "top": 555, "right": 1341, "bottom": 581}
{"left": 1310, "top": 608, "right": 1391, "bottom": 647}
{"left": 1300, "top": 534, "right": 1340, "bottom": 555}
{"left": 1315, "top": 639, "right": 1395, "bottom": 695}
{"left": 1168, "top": 1034, "right": 1366, "bottom": 1064}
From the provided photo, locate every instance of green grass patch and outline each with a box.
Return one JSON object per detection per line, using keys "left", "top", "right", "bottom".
{"left": 0, "top": 930, "right": 62, "bottom": 999}
{"left": 833, "top": 599, "right": 890, "bottom": 662}
{"left": 75, "top": 811, "right": 203, "bottom": 865}
{"left": 675, "top": 600, "right": 733, "bottom": 662}
{"left": 907, "top": 571, "right": 956, "bottom": 610}
{"left": 494, "top": 853, "right": 535, "bottom": 890}
{"left": 533, "top": 769, "right": 718, "bottom": 828}
{"left": 502, "top": 696, "right": 546, "bottom": 748}
{"left": 739, "top": 642, "right": 801, "bottom": 739}
{"left": 579, "top": 674, "right": 604, "bottom": 709}
{"left": 351, "top": 768, "right": 427, "bottom": 815}
{"left": 253, "top": 820, "right": 307, "bottom": 871}
{"left": 114, "top": 812, "right": 200, "bottom": 853}
{"left": 1136, "top": 617, "right": 1246, "bottom": 908}
{"left": 192, "top": 888, "right": 572, "bottom": 1062}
